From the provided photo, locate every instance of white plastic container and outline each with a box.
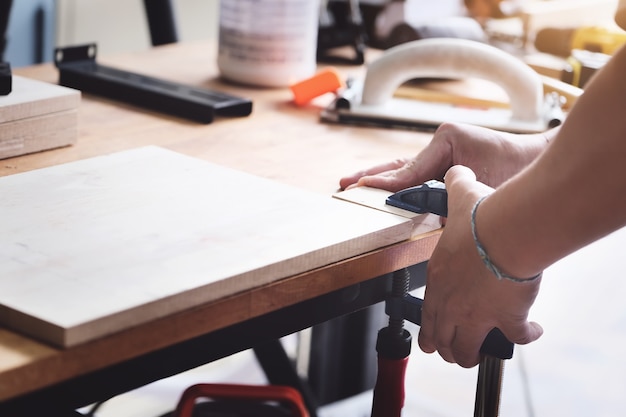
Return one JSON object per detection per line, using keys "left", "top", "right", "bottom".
{"left": 217, "top": 0, "right": 320, "bottom": 88}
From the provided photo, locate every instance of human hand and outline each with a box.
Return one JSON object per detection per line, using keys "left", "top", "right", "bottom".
{"left": 418, "top": 165, "right": 543, "bottom": 368}
{"left": 339, "top": 122, "right": 549, "bottom": 192}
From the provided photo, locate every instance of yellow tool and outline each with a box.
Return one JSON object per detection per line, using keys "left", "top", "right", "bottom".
{"left": 533, "top": 25, "right": 626, "bottom": 88}
{"left": 535, "top": 26, "right": 626, "bottom": 57}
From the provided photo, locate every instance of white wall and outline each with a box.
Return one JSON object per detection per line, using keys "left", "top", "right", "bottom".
{"left": 55, "top": 0, "right": 219, "bottom": 55}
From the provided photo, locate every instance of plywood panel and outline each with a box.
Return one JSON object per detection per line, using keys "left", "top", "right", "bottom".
{"left": 0, "top": 109, "right": 78, "bottom": 159}
{"left": 333, "top": 185, "right": 443, "bottom": 230}
{"left": 334, "top": 186, "right": 419, "bottom": 219}
{"left": 0, "top": 146, "right": 417, "bottom": 347}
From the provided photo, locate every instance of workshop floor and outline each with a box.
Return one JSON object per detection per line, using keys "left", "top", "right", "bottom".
{"left": 87, "top": 226, "right": 626, "bottom": 417}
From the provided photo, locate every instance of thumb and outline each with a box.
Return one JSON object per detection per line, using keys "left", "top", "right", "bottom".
{"left": 505, "top": 321, "right": 544, "bottom": 345}
{"left": 444, "top": 165, "right": 496, "bottom": 200}
{"left": 443, "top": 165, "right": 478, "bottom": 194}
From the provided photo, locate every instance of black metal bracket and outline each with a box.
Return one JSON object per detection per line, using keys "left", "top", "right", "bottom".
{"left": 54, "top": 43, "right": 252, "bottom": 124}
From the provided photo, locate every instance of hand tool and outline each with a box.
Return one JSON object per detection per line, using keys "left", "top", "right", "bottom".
{"left": 534, "top": 26, "right": 626, "bottom": 58}
{"left": 321, "top": 38, "right": 565, "bottom": 133}
{"left": 374, "top": 180, "right": 514, "bottom": 417}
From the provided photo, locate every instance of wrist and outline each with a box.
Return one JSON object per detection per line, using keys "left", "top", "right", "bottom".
{"left": 471, "top": 195, "right": 542, "bottom": 283}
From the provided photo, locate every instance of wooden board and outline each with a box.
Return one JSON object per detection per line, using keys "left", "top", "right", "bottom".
{"left": 0, "top": 76, "right": 80, "bottom": 159}
{"left": 334, "top": 186, "right": 421, "bottom": 219}
{"left": 0, "top": 109, "right": 78, "bottom": 159}
{"left": 0, "top": 146, "right": 418, "bottom": 347}
{"left": 0, "top": 76, "right": 80, "bottom": 123}
{"left": 333, "top": 186, "right": 443, "bottom": 240}
{"left": 334, "top": 185, "right": 443, "bottom": 222}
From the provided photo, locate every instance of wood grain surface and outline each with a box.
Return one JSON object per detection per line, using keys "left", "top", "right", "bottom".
{"left": 0, "top": 146, "right": 426, "bottom": 347}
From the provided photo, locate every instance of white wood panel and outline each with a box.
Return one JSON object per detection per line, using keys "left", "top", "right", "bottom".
{"left": 0, "top": 146, "right": 418, "bottom": 347}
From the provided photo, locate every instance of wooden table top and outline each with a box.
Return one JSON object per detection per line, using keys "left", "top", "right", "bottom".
{"left": 0, "top": 40, "right": 440, "bottom": 401}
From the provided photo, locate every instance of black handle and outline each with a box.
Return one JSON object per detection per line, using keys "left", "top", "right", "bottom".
{"left": 386, "top": 180, "right": 448, "bottom": 216}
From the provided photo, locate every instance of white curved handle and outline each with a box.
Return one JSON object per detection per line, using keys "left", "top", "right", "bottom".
{"left": 362, "top": 38, "right": 543, "bottom": 123}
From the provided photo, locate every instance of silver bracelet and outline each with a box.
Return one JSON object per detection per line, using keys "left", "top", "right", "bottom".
{"left": 470, "top": 196, "right": 541, "bottom": 283}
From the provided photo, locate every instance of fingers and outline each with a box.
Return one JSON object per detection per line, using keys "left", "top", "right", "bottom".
{"left": 417, "top": 301, "right": 458, "bottom": 363}
{"left": 418, "top": 295, "right": 487, "bottom": 368}
{"left": 420, "top": 318, "right": 543, "bottom": 367}
{"left": 353, "top": 165, "right": 421, "bottom": 192}
{"left": 420, "top": 315, "right": 544, "bottom": 366}
{"left": 342, "top": 151, "right": 449, "bottom": 192}
{"left": 417, "top": 296, "right": 437, "bottom": 354}
{"left": 449, "top": 325, "right": 485, "bottom": 368}
{"left": 418, "top": 318, "right": 486, "bottom": 367}
{"left": 338, "top": 159, "right": 408, "bottom": 190}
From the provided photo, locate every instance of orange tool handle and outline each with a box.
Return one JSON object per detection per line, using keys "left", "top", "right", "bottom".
{"left": 290, "top": 67, "right": 344, "bottom": 106}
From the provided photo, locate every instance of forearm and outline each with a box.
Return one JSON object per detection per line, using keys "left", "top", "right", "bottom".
{"left": 476, "top": 45, "right": 626, "bottom": 278}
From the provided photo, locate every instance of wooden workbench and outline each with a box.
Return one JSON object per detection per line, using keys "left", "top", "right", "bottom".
{"left": 0, "top": 40, "right": 441, "bottom": 413}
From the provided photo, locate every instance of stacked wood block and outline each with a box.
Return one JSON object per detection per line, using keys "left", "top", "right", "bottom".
{"left": 0, "top": 76, "right": 80, "bottom": 159}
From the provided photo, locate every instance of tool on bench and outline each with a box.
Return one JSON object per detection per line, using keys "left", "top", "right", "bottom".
{"left": 371, "top": 180, "right": 514, "bottom": 417}
{"left": 321, "top": 38, "right": 566, "bottom": 133}
{"left": 54, "top": 44, "right": 252, "bottom": 124}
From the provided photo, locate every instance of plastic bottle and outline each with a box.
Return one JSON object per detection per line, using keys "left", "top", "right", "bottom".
{"left": 217, "top": 0, "right": 320, "bottom": 88}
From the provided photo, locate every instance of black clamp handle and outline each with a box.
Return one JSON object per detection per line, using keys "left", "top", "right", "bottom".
{"left": 386, "top": 179, "right": 448, "bottom": 216}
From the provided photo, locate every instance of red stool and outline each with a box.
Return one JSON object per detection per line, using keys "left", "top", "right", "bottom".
{"left": 169, "top": 383, "right": 309, "bottom": 417}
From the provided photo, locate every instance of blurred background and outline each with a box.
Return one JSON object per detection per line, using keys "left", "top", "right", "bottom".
{"left": 6, "top": 0, "right": 623, "bottom": 88}
{"left": 5, "top": 1, "right": 626, "bottom": 416}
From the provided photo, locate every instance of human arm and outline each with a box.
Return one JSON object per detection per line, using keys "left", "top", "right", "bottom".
{"left": 419, "top": 44, "right": 626, "bottom": 367}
